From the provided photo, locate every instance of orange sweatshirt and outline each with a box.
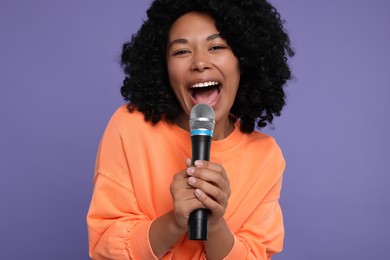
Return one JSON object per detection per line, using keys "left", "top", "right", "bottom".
{"left": 87, "top": 105, "right": 285, "bottom": 259}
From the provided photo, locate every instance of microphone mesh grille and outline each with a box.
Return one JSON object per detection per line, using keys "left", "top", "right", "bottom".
{"left": 189, "top": 104, "right": 215, "bottom": 131}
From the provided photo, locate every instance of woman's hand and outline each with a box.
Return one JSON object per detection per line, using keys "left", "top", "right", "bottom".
{"left": 170, "top": 158, "right": 231, "bottom": 230}
{"left": 170, "top": 158, "right": 206, "bottom": 230}
{"left": 168, "top": 159, "right": 234, "bottom": 260}
{"left": 186, "top": 160, "right": 231, "bottom": 224}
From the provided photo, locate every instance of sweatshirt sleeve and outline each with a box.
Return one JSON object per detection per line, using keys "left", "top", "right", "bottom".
{"left": 225, "top": 193, "right": 284, "bottom": 260}
{"left": 223, "top": 143, "right": 285, "bottom": 260}
{"left": 87, "top": 172, "right": 158, "bottom": 260}
{"left": 86, "top": 109, "right": 158, "bottom": 260}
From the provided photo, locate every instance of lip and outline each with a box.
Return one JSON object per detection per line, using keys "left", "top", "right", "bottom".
{"left": 186, "top": 78, "right": 222, "bottom": 109}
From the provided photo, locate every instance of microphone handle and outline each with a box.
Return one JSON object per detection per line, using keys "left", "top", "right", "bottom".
{"left": 188, "top": 135, "right": 212, "bottom": 240}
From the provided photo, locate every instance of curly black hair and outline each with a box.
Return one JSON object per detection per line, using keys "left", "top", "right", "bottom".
{"left": 120, "top": 0, "right": 294, "bottom": 133}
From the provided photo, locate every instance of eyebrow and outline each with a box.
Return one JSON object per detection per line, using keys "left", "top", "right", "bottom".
{"left": 167, "top": 33, "right": 222, "bottom": 49}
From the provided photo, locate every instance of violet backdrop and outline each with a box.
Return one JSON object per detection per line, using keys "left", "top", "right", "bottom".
{"left": 0, "top": 0, "right": 389, "bottom": 259}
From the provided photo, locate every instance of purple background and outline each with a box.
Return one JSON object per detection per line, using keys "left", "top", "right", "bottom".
{"left": 0, "top": 1, "right": 389, "bottom": 259}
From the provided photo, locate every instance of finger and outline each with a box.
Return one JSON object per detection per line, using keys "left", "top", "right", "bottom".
{"left": 188, "top": 164, "right": 230, "bottom": 192}
{"left": 194, "top": 160, "right": 228, "bottom": 180}
{"left": 194, "top": 189, "right": 224, "bottom": 215}
{"left": 171, "top": 170, "right": 197, "bottom": 196}
{"left": 173, "top": 195, "right": 206, "bottom": 227}
{"left": 185, "top": 158, "right": 192, "bottom": 167}
{"left": 194, "top": 160, "right": 223, "bottom": 172}
{"left": 188, "top": 176, "right": 228, "bottom": 206}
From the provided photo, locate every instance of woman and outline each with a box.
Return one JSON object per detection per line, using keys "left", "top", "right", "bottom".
{"left": 87, "top": 0, "right": 294, "bottom": 259}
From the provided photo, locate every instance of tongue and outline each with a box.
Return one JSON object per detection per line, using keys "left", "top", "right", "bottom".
{"left": 193, "top": 87, "right": 219, "bottom": 104}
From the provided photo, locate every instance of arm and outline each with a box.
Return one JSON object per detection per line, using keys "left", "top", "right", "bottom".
{"left": 88, "top": 158, "right": 216, "bottom": 260}
{"left": 186, "top": 160, "right": 234, "bottom": 259}
{"left": 188, "top": 146, "right": 285, "bottom": 259}
{"left": 87, "top": 171, "right": 159, "bottom": 260}
{"left": 149, "top": 211, "right": 186, "bottom": 258}
{"left": 88, "top": 165, "right": 198, "bottom": 260}
{"left": 225, "top": 182, "right": 284, "bottom": 259}
{"left": 87, "top": 110, "right": 183, "bottom": 259}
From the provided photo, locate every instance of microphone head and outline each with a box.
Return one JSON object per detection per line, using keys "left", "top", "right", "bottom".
{"left": 189, "top": 104, "right": 215, "bottom": 136}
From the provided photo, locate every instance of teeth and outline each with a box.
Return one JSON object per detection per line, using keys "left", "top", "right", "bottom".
{"left": 191, "top": 81, "right": 219, "bottom": 88}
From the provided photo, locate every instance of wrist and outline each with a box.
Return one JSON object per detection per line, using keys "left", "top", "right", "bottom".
{"left": 170, "top": 212, "right": 188, "bottom": 235}
{"left": 149, "top": 211, "right": 187, "bottom": 258}
{"left": 208, "top": 217, "right": 228, "bottom": 235}
{"left": 204, "top": 218, "right": 234, "bottom": 260}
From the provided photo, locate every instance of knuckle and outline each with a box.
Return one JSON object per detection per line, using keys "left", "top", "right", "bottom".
{"left": 227, "top": 190, "right": 231, "bottom": 199}
{"left": 210, "top": 203, "right": 220, "bottom": 212}
{"left": 212, "top": 189, "right": 222, "bottom": 200}
{"left": 216, "top": 163, "right": 224, "bottom": 172}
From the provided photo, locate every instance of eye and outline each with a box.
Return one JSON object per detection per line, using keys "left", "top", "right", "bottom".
{"left": 209, "top": 45, "right": 227, "bottom": 51}
{"left": 173, "top": 49, "right": 190, "bottom": 56}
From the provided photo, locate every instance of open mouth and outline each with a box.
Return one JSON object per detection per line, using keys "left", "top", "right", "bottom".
{"left": 189, "top": 81, "right": 222, "bottom": 104}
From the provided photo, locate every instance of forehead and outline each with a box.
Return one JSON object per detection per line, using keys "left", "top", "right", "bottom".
{"left": 168, "top": 12, "right": 219, "bottom": 39}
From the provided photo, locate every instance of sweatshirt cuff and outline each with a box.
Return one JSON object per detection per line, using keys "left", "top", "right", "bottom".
{"left": 125, "top": 221, "right": 158, "bottom": 260}
{"left": 222, "top": 235, "right": 247, "bottom": 260}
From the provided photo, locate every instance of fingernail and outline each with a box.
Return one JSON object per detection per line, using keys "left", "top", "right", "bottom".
{"left": 185, "top": 158, "right": 191, "bottom": 165}
{"left": 187, "top": 167, "right": 195, "bottom": 175}
{"left": 188, "top": 177, "right": 196, "bottom": 185}
{"left": 195, "top": 189, "right": 202, "bottom": 197}
{"left": 194, "top": 160, "right": 203, "bottom": 167}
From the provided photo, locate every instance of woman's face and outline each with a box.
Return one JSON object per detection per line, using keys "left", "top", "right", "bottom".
{"left": 166, "top": 12, "right": 240, "bottom": 131}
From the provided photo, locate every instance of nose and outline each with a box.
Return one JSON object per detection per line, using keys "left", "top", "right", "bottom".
{"left": 190, "top": 51, "right": 211, "bottom": 72}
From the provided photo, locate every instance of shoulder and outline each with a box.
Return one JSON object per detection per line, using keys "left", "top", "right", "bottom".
{"left": 246, "top": 130, "right": 281, "bottom": 152}
{"left": 96, "top": 105, "right": 157, "bottom": 174}
{"left": 108, "top": 104, "right": 145, "bottom": 127}
{"left": 104, "top": 104, "right": 155, "bottom": 135}
{"left": 243, "top": 130, "right": 285, "bottom": 167}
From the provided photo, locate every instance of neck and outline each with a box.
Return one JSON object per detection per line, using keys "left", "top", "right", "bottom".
{"left": 212, "top": 115, "right": 235, "bottom": 140}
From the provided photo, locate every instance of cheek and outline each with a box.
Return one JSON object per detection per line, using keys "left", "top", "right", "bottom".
{"left": 166, "top": 61, "right": 188, "bottom": 104}
{"left": 225, "top": 62, "right": 241, "bottom": 86}
{"left": 225, "top": 61, "right": 241, "bottom": 100}
{"left": 228, "top": 57, "right": 240, "bottom": 76}
{"left": 229, "top": 65, "right": 241, "bottom": 91}
{"left": 218, "top": 55, "right": 240, "bottom": 75}
{"left": 167, "top": 60, "right": 186, "bottom": 85}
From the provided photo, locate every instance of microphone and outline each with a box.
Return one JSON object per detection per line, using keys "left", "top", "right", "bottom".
{"left": 188, "top": 104, "right": 215, "bottom": 240}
